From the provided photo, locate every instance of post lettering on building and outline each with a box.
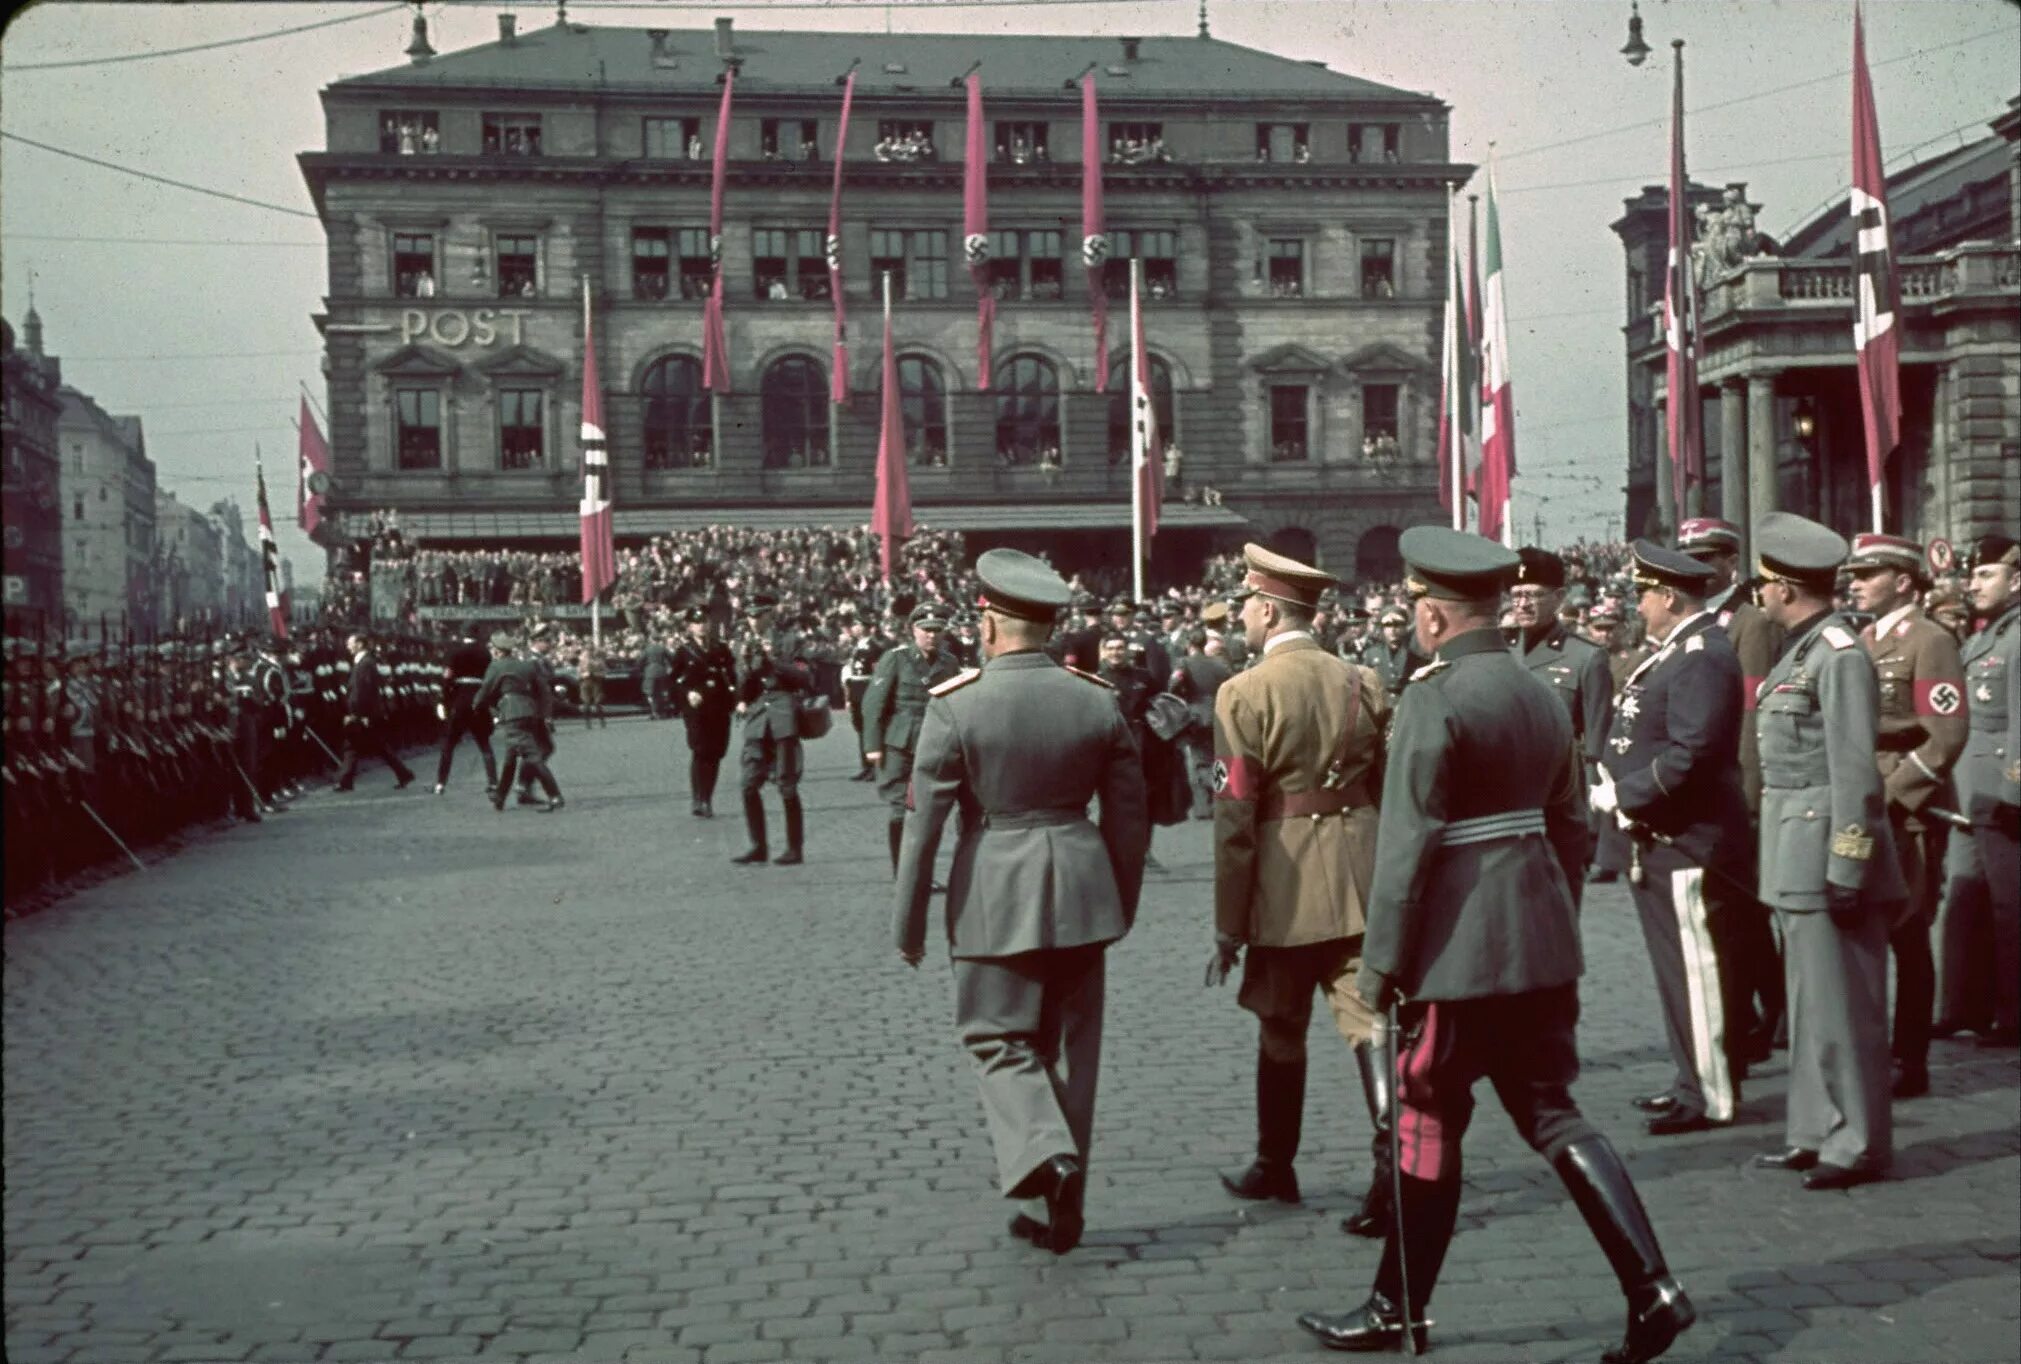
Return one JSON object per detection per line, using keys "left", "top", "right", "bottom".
{"left": 398, "top": 308, "right": 531, "bottom": 348}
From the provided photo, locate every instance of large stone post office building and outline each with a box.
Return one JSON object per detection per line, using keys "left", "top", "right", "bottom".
{"left": 299, "top": 14, "right": 1469, "bottom": 583}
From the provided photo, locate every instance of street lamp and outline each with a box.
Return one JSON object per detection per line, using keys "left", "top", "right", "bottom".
{"left": 1621, "top": 0, "right": 1652, "bottom": 66}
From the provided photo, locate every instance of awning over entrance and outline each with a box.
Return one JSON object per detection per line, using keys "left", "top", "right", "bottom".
{"left": 393, "top": 502, "right": 1250, "bottom": 542}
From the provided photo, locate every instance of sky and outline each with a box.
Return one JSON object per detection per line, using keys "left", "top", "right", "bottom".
{"left": 3, "top": 0, "right": 2016, "bottom": 572}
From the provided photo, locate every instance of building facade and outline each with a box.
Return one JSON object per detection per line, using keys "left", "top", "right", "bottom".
{"left": 1615, "top": 98, "right": 2020, "bottom": 559}
{"left": 2, "top": 311, "right": 64, "bottom": 631}
{"left": 154, "top": 489, "right": 226, "bottom": 631}
{"left": 300, "top": 16, "right": 1468, "bottom": 583}
{"left": 206, "top": 498, "right": 264, "bottom": 628}
{"left": 56, "top": 383, "right": 157, "bottom": 636}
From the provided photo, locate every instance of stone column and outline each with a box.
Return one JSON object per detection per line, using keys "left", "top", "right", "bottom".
{"left": 1747, "top": 373, "right": 1778, "bottom": 551}
{"left": 1721, "top": 379, "right": 1750, "bottom": 565}
{"left": 1655, "top": 398, "right": 1676, "bottom": 536}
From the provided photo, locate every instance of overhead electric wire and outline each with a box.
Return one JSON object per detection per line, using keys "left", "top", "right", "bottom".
{"left": 1, "top": 4, "right": 408, "bottom": 72}
{"left": 58, "top": 349, "right": 323, "bottom": 362}
{"left": 1, "top": 132, "right": 321, "bottom": 220}
{"left": 2, "top": 234, "right": 324, "bottom": 248}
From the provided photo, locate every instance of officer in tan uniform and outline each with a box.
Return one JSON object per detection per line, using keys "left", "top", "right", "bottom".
{"left": 1749, "top": 513, "right": 1906, "bottom": 1190}
{"left": 1846, "top": 532, "right": 1967, "bottom": 1097}
{"left": 1206, "top": 543, "right": 1392, "bottom": 1237}
{"left": 895, "top": 549, "right": 1148, "bottom": 1255}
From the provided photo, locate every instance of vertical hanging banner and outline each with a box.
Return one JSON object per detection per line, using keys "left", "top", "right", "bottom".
{"left": 964, "top": 72, "right": 995, "bottom": 389}
{"left": 1477, "top": 164, "right": 1516, "bottom": 546}
{"left": 1664, "top": 42, "right": 1704, "bottom": 520}
{"left": 1080, "top": 71, "right": 1109, "bottom": 392}
{"left": 1851, "top": 3, "right": 1899, "bottom": 530}
{"left": 1129, "top": 259, "right": 1161, "bottom": 558}
{"left": 872, "top": 277, "right": 915, "bottom": 584}
{"left": 703, "top": 68, "right": 735, "bottom": 393}
{"left": 828, "top": 68, "right": 856, "bottom": 404}
{"left": 579, "top": 279, "right": 616, "bottom": 603}
{"left": 1435, "top": 190, "right": 1468, "bottom": 529}
{"left": 297, "top": 395, "right": 329, "bottom": 536}
{"left": 254, "top": 458, "right": 288, "bottom": 639}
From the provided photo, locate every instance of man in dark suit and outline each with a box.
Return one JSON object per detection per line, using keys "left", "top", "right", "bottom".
{"left": 1300, "top": 526, "right": 1693, "bottom": 1364}
{"left": 896, "top": 549, "right": 1148, "bottom": 1256}
{"left": 333, "top": 633, "right": 415, "bottom": 792}
{"left": 670, "top": 608, "right": 738, "bottom": 817}
{"left": 1592, "top": 542, "right": 1750, "bottom": 1136}
{"left": 433, "top": 630, "right": 499, "bottom": 795}
{"left": 1169, "top": 628, "right": 1232, "bottom": 819}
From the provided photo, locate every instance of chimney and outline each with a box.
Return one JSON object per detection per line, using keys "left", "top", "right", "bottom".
{"left": 498, "top": 13, "right": 516, "bottom": 43}
{"left": 649, "top": 28, "right": 677, "bottom": 67}
{"left": 714, "top": 16, "right": 734, "bottom": 60}
{"left": 405, "top": 6, "right": 435, "bottom": 64}
{"left": 1120, "top": 37, "right": 1141, "bottom": 62}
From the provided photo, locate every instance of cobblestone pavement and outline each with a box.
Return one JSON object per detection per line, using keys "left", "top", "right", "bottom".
{"left": 6, "top": 717, "right": 2018, "bottom": 1364}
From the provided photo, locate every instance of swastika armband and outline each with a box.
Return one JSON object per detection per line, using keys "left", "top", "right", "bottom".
{"left": 1214, "top": 754, "right": 1260, "bottom": 800}
{"left": 1830, "top": 823, "right": 1874, "bottom": 861}
{"left": 1914, "top": 678, "right": 1965, "bottom": 717}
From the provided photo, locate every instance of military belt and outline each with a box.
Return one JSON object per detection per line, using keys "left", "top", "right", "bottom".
{"left": 1441, "top": 809, "right": 1547, "bottom": 846}
{"left": 1259, "top": 784, "right": 1371, "bottom": 821}
{"left": 980, "top": 807, "right": 1088, "bottom": 830}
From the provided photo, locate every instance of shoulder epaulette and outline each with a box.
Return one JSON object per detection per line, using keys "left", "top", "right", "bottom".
{"left": 1822, "top": 624, "right": 1858, "bottom": 651}
{"left": 1061, "top": 664, "right": 1114, "bottom": 690}
{"left": 1684, "top": 634, "right": 1705, "bottom": 653}
{"left": 1408, "top": 659, "right": 1451, "bottom": 682}
{"left": 929, "top": 668, "right": 982, "bottom": 697}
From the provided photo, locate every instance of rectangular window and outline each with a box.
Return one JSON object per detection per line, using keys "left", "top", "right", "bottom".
{"left": 1269, "top": 387, "right": 1309, "bottom": 462}
{"left": 633, "top": 227, "right": 671, "bottom": 300}
{"left": 482, "top": 112, "right": 543, "bottom": 157}
{"left": 645, "top": 116, "right": 702, "bottom": 160}
{"left": 751, "top": 227, "right": 827, "bottom": 300}
{"left": 1349, "top": 123, "right": 1402, "bottom": 163}
{"left": 758, "top": 119, "right": 820, "bottom": 161}
{"left": 395, "top": 389, "right": 442, "bottom": 470}
{"left": 1268, "top": 239, "right": 1305, "bottom": 297}
{"left": 1362, "top": 383, "right": 1400, "bottom": 458}
{"left": 869, "top": 228, "right": 907, "bottom": 301}
{"left": 379, "top": 110, "right": 440, "bottom": 155}
{"left": 677, "top": 228, "right": 713, "bottom": 298}
{"left": 874, "top": 120, "right": 935, "bottom": 161}
{"left": 499, "top": 389, "right": 545, "bottom": 469}
{"left": 1360, "top": 238, "right": 1396, "bottom": 298}
{"left": 760, "top": 118, "right": 783, "bottom": 159}
{"left": 1256, "top": 123, "right": 1310, "bottom": 164}
{"left": 392, "top": 232, "right": 437, "bottom": 298}
{"left": 993, "top": 121, "right": 1049, "bottom": 164}
{"left": 1107, "top": 121, "right": 1166, "bottom": 164}
{"left": 495, "top": 232, "right": 539, "bottom": 298}
{"left": 909, "top": 229, "right": 948, "bottom": 301}
{"left": 1102, "top": 228, "right": 1179, "bottom": 299}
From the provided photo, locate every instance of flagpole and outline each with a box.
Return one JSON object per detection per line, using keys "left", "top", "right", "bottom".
{"left": 583, "top": 275, "right": 602, "bottom": 652}
{"left": 1448, "top": 189, "right": 1464, "bottom": 531}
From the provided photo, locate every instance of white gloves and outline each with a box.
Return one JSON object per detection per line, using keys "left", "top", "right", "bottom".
{"left": 1589, "top": 771, "right": 1619, "bottom": 816}
{"left": 436, "top": 703, "right": 447, "bottom": 721}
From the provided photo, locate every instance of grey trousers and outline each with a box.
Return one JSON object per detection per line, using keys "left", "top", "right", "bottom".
{"left": 953, "top": 945, "right": 1106, "bottom": 1199}
{"left": 1780, "top": 906, "right": 1892, "bottom": 1171}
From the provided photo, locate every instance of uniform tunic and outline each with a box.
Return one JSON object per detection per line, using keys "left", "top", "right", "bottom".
{"left": 1518, "top": 621, "right": 1614, "bottom": 787}
{"left": 1956, "top": 603, "right": 2020, "bottom": 1035}
{"left": 862, "top": 641, "right": 963, "bottom": 822}
{"left": 1757, "top": 611, "right": 1905, "bottom": 1170}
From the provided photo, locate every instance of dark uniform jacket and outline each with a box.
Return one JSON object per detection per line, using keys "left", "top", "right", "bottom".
{"left": 442, "top": 641, "right": 491, "bottom": 707}
{"left": 1595, "top": 611, "right": 1749, "bottom": 873}
{"left": 861, "top": 643, "right": 963, "bottom": 754}
{"left": 1358, "top": 628, "right": 1587, "bottom": 1006}
{"left": 1959, "top": 603, "right": 2019, "bottom": 823}
{"left": 894, "top": 650, "right": 1149, "bottom": 960}
{"left": 472, "top": 657, "right": 550, "bottom": 724}
{"left": 1361, "top": 638, "right": 1429, "bottom": 698}
{"left": 1712, "top": 584, "right": 1784, "bottom": 818}
{"left": 1862, "top": 605, "right": 1967, "bottom": 825}
{"left": 1518, "top": 622, "right": 1614, "bottom": 780}
{"left": 1170, "top": 653, "right": 1234, "bottom": 732}
{"left": 344, "top": 652, "right": 390, "bottom": 723}
{"left": 670, "top": 638, "right": 738, "bottom": 716}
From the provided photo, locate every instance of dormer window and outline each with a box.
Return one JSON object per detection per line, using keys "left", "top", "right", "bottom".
{"left": 1256, "top": 123, "right": 1310, "bottom": 164}
{"left": 482, "top": 112, "right": 543, "bottom": 157}
{"left": 1349, "top": 123, "right": 1402, "bottom": 164}
{"left": 646, "top": 117, "right": 701, "bottom": 160}
{"left": 874, "top": 120, "right": 935, "bottom": 162}
{"left": 993, "top": 122, "right": 1049, "bottom": 165}
{"left": 379, "top": 110, "right": 440, "bottom": 155}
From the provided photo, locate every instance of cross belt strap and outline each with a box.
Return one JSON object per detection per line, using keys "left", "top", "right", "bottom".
{"left": 1441, "top": 809, "right": 1547, "bottom": 846}
{"left": 1259, "top": 783, "right": 1372, "bottom": 821}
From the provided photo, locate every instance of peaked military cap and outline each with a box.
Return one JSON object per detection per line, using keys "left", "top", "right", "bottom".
{"left": 1159, "top": 601, "right": 1183, "bottom": 618}
{"left": 1676, "top": 516, "right": 1743, "bottom": 557}
{"left": 1399, "top": 526, "right": 1519, "bottom": 601}
{"left": 1755, "top": 511, "right": 1847, "bottom": 589}
{"left": 1377, "top": 605, "right": 1410, "bottom": 627}
{"left": 1846, "top": 532, "right": 1926, "bottom": 577}
{"left": 490, "top": 631, "right": 519, "bottom": 650}
{"left": 1964, "top": 533, "right": 2019, "bottom": 571}
{"left": 1199, "top": 599, "right": 1231, "bottom": 625}
{"left": 1106, "top": 596, "right": 1135, "bottom": 614}
{"left": 1234, "top": 542, "right": 1337, "bottom": 610}
{"left": 1513, "top": 547, "right": 1567, "bottom": 591}
{"left": 681, "top": 606, "right": 708, "bottom": 625}
{"left": 975, "top": 547, "right": 1071, "bottom": 622}
{"left": 908, "top": 602, "right": 949, "bottom": 631}
{"left": 1344, "top": 606, "right": 1371, "bottom": 623}
{"left": 1630, "top": 539, "right": 1718, "bottom": 594}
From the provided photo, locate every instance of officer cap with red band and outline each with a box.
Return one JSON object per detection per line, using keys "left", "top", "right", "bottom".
{"left": 1676, "top": 516, "right": 1743, "bottom": 559}
{"left": 1845, "top": 532, "right": 1925, "bottom": 577}
{"left": 1232, "top": 541, "right": 1338, "bottom": 610}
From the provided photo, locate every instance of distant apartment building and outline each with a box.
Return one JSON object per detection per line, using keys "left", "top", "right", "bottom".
{"left": 57, "top": 380, "right": 156, "bottom": 636}
{"left": 155, "top": 489, "right": 226, "bottom": 629}
{"left": 2, "top": 309, "right": 64, "bottom": 631}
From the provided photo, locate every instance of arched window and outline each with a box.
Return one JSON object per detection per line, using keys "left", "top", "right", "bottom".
{"left": 881, "top": 356, "right": 949, "bottom": 467}
{"left": 994, "top": 354, "right": 1060, "bottom": 467}
{"left": 1106, "top": 354, "right": 1174, "bottom": 464}
{"left": 1266, "top": 526, "right": 1319, "bottom": 568}
{"left": 1354, "top": 525, "right": 1401, "bottom": 584}
{"left": 641, "top": 355, "right": 713, "bottom": 469}
{"left": 761, "top": 356, "right": 829, "bottom": 468}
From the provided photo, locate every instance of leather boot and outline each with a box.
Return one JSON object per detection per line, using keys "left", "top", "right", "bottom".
{"left": 1221, "top": 1051, "right": 1303, "bottom": 1202}
{"left": 1342, "top": 1040, "right": 1394, "bottom": 1237}
{"left": 732, "top": 791, "right": 768, "bottom": 864}
{"left": 775, "top": 795, "right": 805, "bottom": 865}
{"left": 1302, "top": 1172, "right": 1456, "bottom": 1351}
{"left": 888, "top": 820, "right": 904, "bottom": 875}
{"left": 1553, "top": 1136, "right": 1696, "bottom": 1364}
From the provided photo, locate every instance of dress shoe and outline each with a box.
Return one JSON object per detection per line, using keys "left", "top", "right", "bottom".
{"left": 1892, "top": 1064, "right": 1929, "bottom": 1099}
{"left": 732, "top": 848, "right": 769, "bottom": 865}
{"left": 395, "top": 774, "right": 414, "bottom": 790}
{"left": 1008, "top": 1212, "right": 1048, "bottom": 1244}
{"left": 1036, "top": 1155, "right": 1084, "bottom": 1255}
{"left": 542, "top": 797, "right": 565, "bottom": 813}
{"left": 1803, "top": 1162, "right": 1883, "bottom": 1191}
{"left": 1589, "top": 867, "right": 1620, "bottom": 884}
{"left": 516, "top": 791, "right": 542, "bottom": 807}
{"left": 433, "top": 782, "right": 446, "bottom": 795}
{"left": 1752, "top": 1146, "right": 1818, "bottom": 1172}
{"left": 333, "top": 782, "right": 354, "bottom": 793}
{"left": 1220, "top": 1158, "right": 1300, "bottom": 1204}
{"left": 1976, "top": 1028, "right": 2020, "bottom": 1048}
{"left": 1645, "top": 1110, "right": 1719, "bottom": 1136}
{"left": 699, "top": 801, "right": 714, "bottom": 818}
{"left": 1607, "top": 1277, "right": 1695, "bottom": 1364}
{"left": 1631, "top": 1092, "right": 1678, "bottom": 1115}
{"left": 1929, "top": 1018, "right": 1978, "bottom": 1040}
{"left": 1297, "top": 1294, "right": 1428, "bottom": 1354}
{"left": 690, "top": 800, "right": 706, "bottom": 817}
{"left": 774, "top": 849, "right": 804, "bottom": 866}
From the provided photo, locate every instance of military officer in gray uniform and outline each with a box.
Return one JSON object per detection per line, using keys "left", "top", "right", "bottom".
{"left": 862, "top": 602, "right": 963, "bottom": 873}
{"left": 1360, "top": 605, "right": 1427, "bottom": 700}
{"left": 1950, "top": 533, "right": 2020, "bottom": 1046}
{"left": 473, "top": 633, "right": 563, "bottom": 812}
{"left": 1512, "top": 547, "right": 1614, "bottom": 793}
{"left": 1301, "top": 526, "right": 1694, "bottom": 1364}
{"left": 895, "top": 549, "right": 1149, "bottom": 1256}
{"left": 1748, "top": 512, "right": 1906, "bottom": 1190}
{"left": 733, "top": 593, "right": 813, "bottom": 866}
